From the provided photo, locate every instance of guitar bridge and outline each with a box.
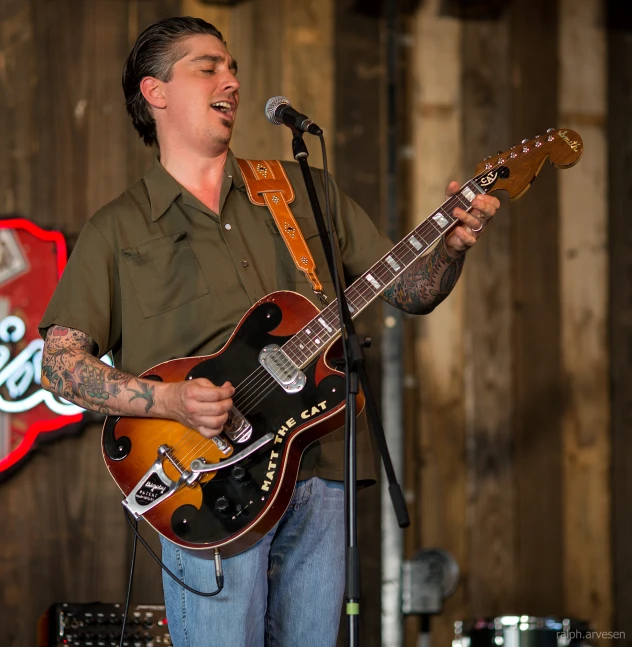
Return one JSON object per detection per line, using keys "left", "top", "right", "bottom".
{"left": 224, "top": 406, "right": 253, "bottom": 443}
{"left": 122, "top": 445, "right": 198, "bottom": 519}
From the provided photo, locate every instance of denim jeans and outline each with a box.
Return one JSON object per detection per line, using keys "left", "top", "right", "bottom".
{"left": 160, "top": 477, "right": 346, "bottom": 647}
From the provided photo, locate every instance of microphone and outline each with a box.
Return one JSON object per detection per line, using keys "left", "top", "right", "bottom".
{"left": 264, "top": 96, "right": 323, "bottom": 136}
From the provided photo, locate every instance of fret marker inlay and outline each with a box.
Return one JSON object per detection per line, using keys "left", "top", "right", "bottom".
{"left": 318, "top": 317, "right": 332, "bottom": 333}
{"left": 366, "top": 274, "right": 381, "bottom": 290}
{"left": 386, "top": 255, "right": 401, "bottom": 271}
{"left": 461, "top": 186, "right": 476, "bottom": 202}
{"left": 409, "top": 236, "right": 422, "bottom": 251}
{"left": 433, "top": 212, "right": 449, "bottom": 228}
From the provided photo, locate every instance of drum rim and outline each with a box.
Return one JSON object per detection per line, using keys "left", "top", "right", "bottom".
{"left": 455, "top": 616, "right": 590, "bottom": 631}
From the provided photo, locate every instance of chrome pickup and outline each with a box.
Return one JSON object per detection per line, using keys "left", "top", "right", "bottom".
{"left": 258, "top": 344, "right": 306, "bottom": 394}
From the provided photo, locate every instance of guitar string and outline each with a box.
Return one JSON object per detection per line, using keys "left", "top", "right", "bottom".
{"left": 164, "top": 142, "right": 544, "bottom": 469}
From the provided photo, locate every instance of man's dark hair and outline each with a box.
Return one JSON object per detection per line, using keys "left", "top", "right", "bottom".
{"left": 122, "top": 16, "right": 226, "bottom": 147}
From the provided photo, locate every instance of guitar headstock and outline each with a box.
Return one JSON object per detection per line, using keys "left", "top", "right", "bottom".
{"left": 474, "top": 128, "right": 583, "bottom": 200}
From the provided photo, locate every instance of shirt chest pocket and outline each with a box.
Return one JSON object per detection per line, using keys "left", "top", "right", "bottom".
{"left": 122, "top": 232, "right": 210, "bottom": 318}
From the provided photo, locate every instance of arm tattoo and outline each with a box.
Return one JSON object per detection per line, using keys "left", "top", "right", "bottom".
{"left": 41, "top": 325, "right": 156, "bottom": 417}
{"left": 382, "top": 237, "right": 465, "bottom": 314}
{"left": 127, "top": 381, "right": 156, "bottom": 414}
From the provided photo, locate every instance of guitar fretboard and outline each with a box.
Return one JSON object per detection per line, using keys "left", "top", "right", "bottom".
{"left": 281, "top": 177, "right": 487, "bottom": 368}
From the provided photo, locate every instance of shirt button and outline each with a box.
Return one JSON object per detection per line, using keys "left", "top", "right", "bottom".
{"left": 224, "top": 223, "right": 231, "bottom": 230}
{"left": 242, "top": 260, "right": 249, "bottom": 268}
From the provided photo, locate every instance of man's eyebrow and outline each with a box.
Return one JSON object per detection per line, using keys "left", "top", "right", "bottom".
{"left": 190, "top": 54, "right": 238, "bottom": 73}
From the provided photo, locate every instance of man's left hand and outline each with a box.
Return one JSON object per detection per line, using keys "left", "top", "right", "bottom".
{"left": 443, "top": 181, "right": 500, "bottom": 256}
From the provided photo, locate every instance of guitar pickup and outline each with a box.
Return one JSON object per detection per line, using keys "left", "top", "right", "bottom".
{"left": 259, "top": 344, "right": 306, "bottom": 394}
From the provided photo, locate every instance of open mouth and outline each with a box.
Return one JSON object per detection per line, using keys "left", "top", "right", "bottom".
{"left": 211, "top": 101, "right": 233, "bottom": 115}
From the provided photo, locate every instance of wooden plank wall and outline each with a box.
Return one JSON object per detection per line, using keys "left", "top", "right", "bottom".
{"left": 558, "top": 0, "right": 611, "bottom": 632}
{"left": 409, "top": 0, "right": 614, "bottom": 644}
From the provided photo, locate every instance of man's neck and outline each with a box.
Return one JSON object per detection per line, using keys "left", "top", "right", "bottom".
{"left": 159, "top": 145, "right": 230, "bottom": 215}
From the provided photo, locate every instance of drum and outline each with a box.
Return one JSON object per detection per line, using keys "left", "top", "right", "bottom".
{"left": 453, "top": 616, "right": 593, "bottom": 647}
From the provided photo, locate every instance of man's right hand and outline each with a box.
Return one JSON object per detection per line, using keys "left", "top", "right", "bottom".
{"left": 165, "top": 378, "right": 235, "bottom": 438}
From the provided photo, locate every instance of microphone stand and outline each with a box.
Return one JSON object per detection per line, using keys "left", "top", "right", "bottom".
{"left": 289, "top": 129, "right": 410, "bottom": 647}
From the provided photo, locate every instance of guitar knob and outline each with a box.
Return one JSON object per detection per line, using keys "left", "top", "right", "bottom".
{"left": 215, "top": 496, "right": 230, "bottom": 513}
{"left": 232, "top": 466, "right": 247, "bottom": 482}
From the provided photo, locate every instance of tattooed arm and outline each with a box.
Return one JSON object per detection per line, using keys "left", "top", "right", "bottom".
{"left": 41, "top": 325, "right": 234, "bottom": 438}
{"left": 382, "top": 237, "right": 465, "bottom": 314}
{"left": 382, "top": 182, "right": 501, "bottom": 314}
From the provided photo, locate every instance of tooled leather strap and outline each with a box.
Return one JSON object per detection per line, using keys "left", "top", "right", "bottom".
{"left": 236, "top": 158, "right": 325, "bottom": 298}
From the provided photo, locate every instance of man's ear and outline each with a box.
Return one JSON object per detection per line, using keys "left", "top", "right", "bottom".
{"left": 140, "top": 76, "right": 167, "bottom": 109}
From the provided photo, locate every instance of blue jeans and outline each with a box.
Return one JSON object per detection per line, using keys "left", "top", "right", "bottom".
{"left": 160, "top": 477, "right": 345, "bottom": 647}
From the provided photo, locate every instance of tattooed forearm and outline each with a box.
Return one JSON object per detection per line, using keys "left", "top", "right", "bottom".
{"left": 41, "top": 325, "right": 159, "bottom": 417}
{"left": 382, "top": 237, "right": 465, "bottom": 314}
{"left": 128, "top": 382, "right": 155, "bottom": 414}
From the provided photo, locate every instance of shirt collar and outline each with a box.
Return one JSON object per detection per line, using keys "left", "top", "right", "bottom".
{"left": 144, "top": 149, "right": 245, "bottom": 222}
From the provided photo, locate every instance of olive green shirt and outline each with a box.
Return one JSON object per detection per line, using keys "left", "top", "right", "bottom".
{"left": 39, "top": 150, "right": 393, "bottom": 482}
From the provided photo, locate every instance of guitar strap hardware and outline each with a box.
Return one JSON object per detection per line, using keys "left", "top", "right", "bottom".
{"left": 236, "top": 158, "right": 328, "bottom": 304}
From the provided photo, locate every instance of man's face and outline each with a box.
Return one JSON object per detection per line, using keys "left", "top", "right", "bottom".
{"left": 156, "top": 34, "right": 240, "bottom": 153}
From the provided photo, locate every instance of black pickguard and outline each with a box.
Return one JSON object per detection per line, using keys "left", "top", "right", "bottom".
{"left": 107, "top": 300, "right": 346, "bottom": 546}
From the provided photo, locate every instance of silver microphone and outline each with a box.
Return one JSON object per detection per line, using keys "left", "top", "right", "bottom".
{"left": 264, "top": 96, "right": 323, "bottom": 136}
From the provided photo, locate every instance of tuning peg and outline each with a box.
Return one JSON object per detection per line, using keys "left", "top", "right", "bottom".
{"left": 521, "top": 139, "right": 529, "bottom": 144}
{"left": 484, "top": 155, "right": 492, "bottom": 161}
{"left": 546, "top": 127, "right": 555, "bottom": 133}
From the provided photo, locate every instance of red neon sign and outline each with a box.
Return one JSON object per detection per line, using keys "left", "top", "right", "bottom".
{"left": 0, "top": 218, "right": 84, "bottom": 479}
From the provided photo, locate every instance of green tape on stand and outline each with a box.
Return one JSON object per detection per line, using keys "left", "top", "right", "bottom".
{"left": 346, "top": 602, "right": 360, "bottom": 615}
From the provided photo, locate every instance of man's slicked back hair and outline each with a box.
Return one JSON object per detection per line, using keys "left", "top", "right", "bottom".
{"left": 123, "top": 16, "right": 225, "bottom": 147}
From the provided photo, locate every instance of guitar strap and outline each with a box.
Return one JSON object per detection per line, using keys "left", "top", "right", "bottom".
{"left": 236, "top": 158, "right": 328, "bottom": 303}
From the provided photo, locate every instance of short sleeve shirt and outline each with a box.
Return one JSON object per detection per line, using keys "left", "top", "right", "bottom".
{"left": 39, "top": 150, "right": 393, "bottom": 482}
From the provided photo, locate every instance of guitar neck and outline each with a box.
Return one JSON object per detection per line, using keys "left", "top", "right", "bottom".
{"left": 281, "top": 176, "right": 488, "bottom": 368}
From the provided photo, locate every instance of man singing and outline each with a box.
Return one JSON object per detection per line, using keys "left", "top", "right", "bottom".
{"left": 39, "top": 16, "right": 498, "bottom": 647}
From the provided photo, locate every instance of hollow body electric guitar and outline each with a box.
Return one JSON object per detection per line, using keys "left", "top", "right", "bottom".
{"left": 103, "top": 129, "right": 583, "bottom": 556}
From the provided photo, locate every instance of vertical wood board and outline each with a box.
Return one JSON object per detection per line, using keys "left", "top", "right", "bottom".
{"left": 558, "top": 0, "right": 611, "bottom": 632}
{"left": 411, "top": 1, "right": 466, "bottom": 643}
{"left": 461, "top": 12, "right": 515, "bottom": 615}
{"left": 508, "top": 0, "right": 564, "bottom": 615}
